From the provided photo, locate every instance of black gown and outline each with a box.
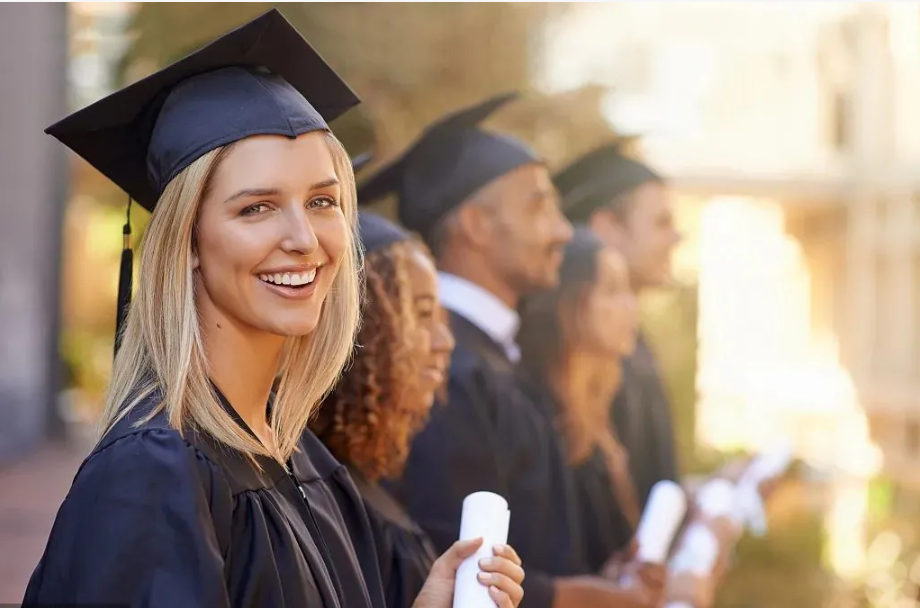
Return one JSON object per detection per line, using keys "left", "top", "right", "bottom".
{"left": 611, "top": 332, "right": 680, "bottom": 508}
{"left": 23, "top": 388, "right": 387, "bottom": 608}
{"left": 389, "top": 312, "right": 585, "bottom": 608}
{"left": 571, "top": 449, "right": 635, "bottom": 573}
{"left": 523, "top": 384, "right": 635, "bottom": 575}
{"left": 351, "top": 468, "right": 437, "bottom": 608}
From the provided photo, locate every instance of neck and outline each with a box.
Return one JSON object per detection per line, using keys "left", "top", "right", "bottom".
{"left": 439, "top": 251, "right": 519, "bottom": 309}
{"left": 199, "top": 302, "right": 285, "bottom": 436}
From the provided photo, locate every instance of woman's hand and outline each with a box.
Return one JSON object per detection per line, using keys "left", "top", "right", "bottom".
{"left": 600, "top": 539, "right": 638, "bottom": 581}
{"left": 413, "top": 539, "right": 526, "bottom": 608}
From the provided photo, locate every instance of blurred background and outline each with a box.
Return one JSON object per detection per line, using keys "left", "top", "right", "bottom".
{"left": 2, "top": 2, "right": 920, "bottom": 606}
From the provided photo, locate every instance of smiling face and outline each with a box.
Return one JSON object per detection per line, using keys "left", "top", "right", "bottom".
{"left": 404, "top": 243, "right": 455, "bottom": 406}
{"left": 193, "top": 131, "right": 349, "bottom": 338}
{"left": 575, "top": 247, "right": 638, "bottom": 358}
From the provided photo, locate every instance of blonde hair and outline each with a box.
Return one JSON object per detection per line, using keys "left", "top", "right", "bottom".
{"left": 97, "top": 131, "right": 362, "bottom": 463}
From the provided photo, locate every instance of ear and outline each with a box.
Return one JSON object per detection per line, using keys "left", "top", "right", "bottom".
{"left": 454, "top": 202, "right": 496, "bottom": 251}
{"left": 588, "top": 208, "right": 627, "bottom": 249}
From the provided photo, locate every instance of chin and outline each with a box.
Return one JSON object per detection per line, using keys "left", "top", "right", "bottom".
{"left": 533, "top": 271, "right": 560, "bottom": 290}
{"left": 261, "top": 311, "right": 322, "bottom": 337}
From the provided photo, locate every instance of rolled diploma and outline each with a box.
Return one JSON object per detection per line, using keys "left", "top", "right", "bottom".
{"left": 635, "top": 480, "right": 688, "bottom": 564}
{"left": 665, "top": 523, "right": 720, "bottom": 608}
{"left": 452, "top": 492, "right": 510, "bottom": 608}
{"left": 739, "top": 441, "right": 794, "bottom": 489}
{"left": 696, "top": 478, "right": 742, "bottom": 527}
{"left": 735, "top": 441, "right": 794, "bottom": 535}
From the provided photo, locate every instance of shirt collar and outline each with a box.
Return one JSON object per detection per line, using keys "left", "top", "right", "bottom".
{"left": 437, "top": 272, "right": 521, "bottom": 361}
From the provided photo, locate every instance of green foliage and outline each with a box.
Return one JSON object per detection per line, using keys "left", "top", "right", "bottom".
{"left": 715, "top": 510, "right": 836, "bottom": 608}
{"left": 641, "top": 283, "right": 701, "bottom": 472}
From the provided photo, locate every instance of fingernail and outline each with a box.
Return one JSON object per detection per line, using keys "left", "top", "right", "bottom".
{"left": 489, "top": 586, "right": 500, "bottom": 596}
{"left": 479, "top": 557, "right": 494, "bottom": 567}
{"left": 493, "top": 544, "right": 506, "bottom": 553}
{"left": 477, "top": 572, "right": 491, "bottom": 582}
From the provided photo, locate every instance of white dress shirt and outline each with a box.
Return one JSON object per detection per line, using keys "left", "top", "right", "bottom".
{"left": 437, "top": 272, "right": 521, "bottom": 363}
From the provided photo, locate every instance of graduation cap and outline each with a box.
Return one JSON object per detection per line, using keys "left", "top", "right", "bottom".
{"left": 554, "top": 142, "right": 662, "bottom": 223}
{"left": 44, "top": 8, "right": 360, "bottom": 356}
{"left": 356, "top": 92, "right": 540, "bottom": 244}
{"left": 350, "top": 151, "right": 375, "bottom": 175}
{"left": 358, "top": 211, "right": 411, "bottom": 255}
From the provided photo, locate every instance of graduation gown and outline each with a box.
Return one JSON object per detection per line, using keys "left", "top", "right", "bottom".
{"left": 23, "top": 388, "right": 387, "bottom": 608}
{"left": 524, "top": 384, "right": 634, "bottom": 574}
{"left": 611, "top": 332, "right": 680, "bottom": 508}
{"left": 351, "top": 468, "right": 437, "bottom": 608}
{"left": 571, "top": 450, "right": 635, "bottom": 573}
{"left": 389, "top": 312, "right": 585, "bottom": 608}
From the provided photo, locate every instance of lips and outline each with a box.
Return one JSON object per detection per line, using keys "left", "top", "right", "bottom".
{"left": 256, "top": 267, "right": 322, "bottom": 300}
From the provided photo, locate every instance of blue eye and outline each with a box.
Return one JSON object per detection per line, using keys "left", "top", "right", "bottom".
{"left": 308, "top": 196, "right": 338, "bottom": 209}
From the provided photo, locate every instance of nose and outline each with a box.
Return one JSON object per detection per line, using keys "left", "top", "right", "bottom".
{"left": 281, "top": 206, "right": 319, "bottom": 256}
{"left": 669, "top": 227, "right": 683, "bottom": 246}
{"left": 431, "top": 308, "right": 455, "bottom": 356}
{"left": 554, "top": 209, "right": 574, "bottom": 245}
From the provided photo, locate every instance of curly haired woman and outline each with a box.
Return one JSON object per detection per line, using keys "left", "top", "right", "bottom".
{"left": 313, "top": 212, "right": 523, "bottom": 608}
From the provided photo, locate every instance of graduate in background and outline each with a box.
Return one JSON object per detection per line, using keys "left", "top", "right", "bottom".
{"left": 314, "top": 211, "right": 526, "bottom": 608}
{"left": 360, "top": 95, "right": 662, "bottom": 608}
{"left": 517, "top": 227, "right": 644, "bottom": 577}
{"left": 555, "top": 143, "right": 683, "bottom": 509}
{"left": 24, "top": 11, "right": 524, "bottom": 608}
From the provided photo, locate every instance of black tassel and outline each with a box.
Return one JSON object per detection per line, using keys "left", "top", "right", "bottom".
{"left": 114, "top": 199, "right": 133, "bottom": 358}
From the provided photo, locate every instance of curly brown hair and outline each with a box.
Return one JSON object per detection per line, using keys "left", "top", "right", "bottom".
{"left": 312, "top": 239, "right": 434, "bottom": 482}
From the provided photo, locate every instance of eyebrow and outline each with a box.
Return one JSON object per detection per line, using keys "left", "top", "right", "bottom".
{"left": 224, "top": 188, "right": 281, "bottom": 204}
{"left": 223, "top": 178, "right": 340, "bottom": 205}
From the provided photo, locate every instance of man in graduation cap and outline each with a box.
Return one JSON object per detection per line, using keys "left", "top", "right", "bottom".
{"left": 361, "top": 96, "right": 664, "bottom": 608}
{"left": 554, "top": 143, "right": 683, "bottom": 510}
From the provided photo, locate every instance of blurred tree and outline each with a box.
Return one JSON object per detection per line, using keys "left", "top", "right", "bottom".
{"left": 119, "top": 2, "right": 570, "bottom": 158}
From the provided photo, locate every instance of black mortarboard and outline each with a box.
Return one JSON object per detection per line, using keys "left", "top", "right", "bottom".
{"left": 358, "top": 211, "right": 411, "bottom": 255}
{"left": 554, "top": 142, "right": 662, "bottom": 223}
{"left": 351, "top": 151, "right": 375, "bottom": 175}
{"left": 44, "top": 8, "right": 359, "bottom": 356}
{"left": 356, "top": 93, "right": 541, "bottom": 244}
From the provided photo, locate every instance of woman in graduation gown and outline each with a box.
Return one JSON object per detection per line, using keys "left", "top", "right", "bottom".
{"left": 23, "top": 11, "right": 524, "bottom": 608}
{"left": 313, "top": 211, "right": 459, "bottom": 608}
{"left": 518, "top": 227, "right": 664, "bottom": 606}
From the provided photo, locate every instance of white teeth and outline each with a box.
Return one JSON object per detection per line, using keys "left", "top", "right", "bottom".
{"left": 259, "top": 268, "right": 319, "bottom": 287}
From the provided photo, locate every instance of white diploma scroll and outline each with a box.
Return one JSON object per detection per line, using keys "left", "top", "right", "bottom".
{"left": 452, "top": 492, "right": 511, "bottom": 608}
{"left": 665, "top": 522, "right": 720, "bottom": 608}
{"left": 696, "top": 479, "right": 736, "bottom": 520}
{"left": 635, "top": 480, "right": 688, "bottom": 564}
{"left": 735, "top": 441, "right": 794, "bottom": 536}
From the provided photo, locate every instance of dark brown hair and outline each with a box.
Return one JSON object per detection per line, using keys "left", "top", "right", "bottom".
{"left": 518, "top": 227, "right": 641, "bottom": 526}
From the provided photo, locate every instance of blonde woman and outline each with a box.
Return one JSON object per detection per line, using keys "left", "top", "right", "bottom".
{"left": 24, "top": 11, "right": 524, "bottom": 608}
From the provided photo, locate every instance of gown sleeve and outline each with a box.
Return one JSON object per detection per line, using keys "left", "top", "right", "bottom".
{"left": 22, "top": 428, "right": 233, "bottom": 608}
